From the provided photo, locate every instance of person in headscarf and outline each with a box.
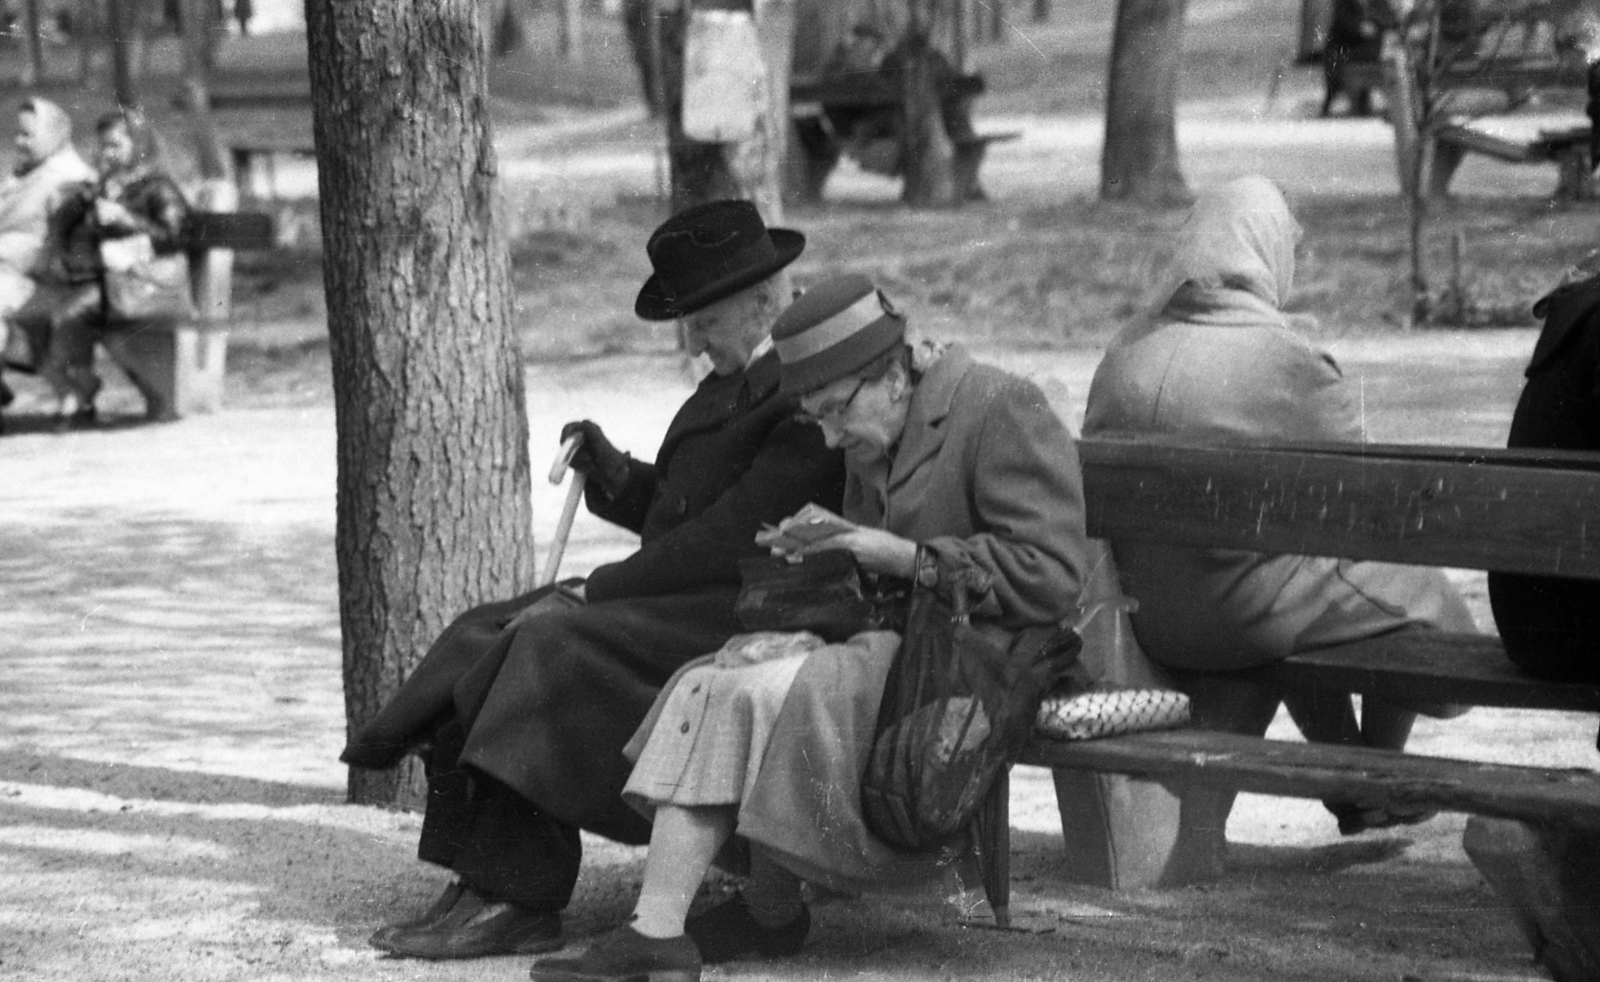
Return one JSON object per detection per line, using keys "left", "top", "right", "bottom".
{"left": 1082, "top": 175, "right": 1478, "bottom": 847}
{"left": 0, "top": 97, "right": 93, "bottom": 424}
{"left": 37, "top": 106, "right": 190, "bottom": 427}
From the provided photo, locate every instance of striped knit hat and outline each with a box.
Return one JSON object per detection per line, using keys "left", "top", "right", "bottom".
{"left": 772, "top": 274, "right": 905, "bottom": 395}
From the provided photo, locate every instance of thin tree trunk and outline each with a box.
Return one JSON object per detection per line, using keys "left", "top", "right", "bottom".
{"left": 558, "top": 0, "right": 583, "bottom": 61}
{"left": 1100, "top": 0, "right": 1190, "bottom": 203}
{"left": 899, "top": 28, "right": 958, "bottom": 206}
{"left": 664, "top": 0, "right": 796, "bottom": 221}
{"left": 107, "top": 0, "right": 137, "bottom": 106}
{"left": 21, "top": 0, "right": 45, "bottom": 86}
{"left": 178, "top": 0, "right": 227, "bottom": 179}
{"left": 306, "top": 0, "right": 536, "bottom": 810}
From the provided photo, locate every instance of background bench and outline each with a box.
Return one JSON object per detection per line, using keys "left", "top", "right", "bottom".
{"left": 786, "top": 70, "right": 1018, "bottom": 202}
{"left": 986, "top": 438, "right": 1600, "bottom": 957}
{"left": 103, "top": 180, "right": 276, "bottom": 419}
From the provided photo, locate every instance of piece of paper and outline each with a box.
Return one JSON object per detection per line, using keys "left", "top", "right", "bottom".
{"left": 754, "top": 503, "right": 854, "bottom": 553}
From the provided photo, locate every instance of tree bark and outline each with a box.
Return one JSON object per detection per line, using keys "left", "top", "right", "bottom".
{"left": 1100, "top": 0, "right": 1190, "bottom": 204}
{"left": 663, "top": 0, "right": 795, "bottom": 220}
{"left": 306, "top": 0, "right": 536, "bottom": 809}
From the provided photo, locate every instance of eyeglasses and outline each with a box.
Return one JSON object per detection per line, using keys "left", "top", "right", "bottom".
{"left": 795, "top": 378, "right": 866, "bottom": 426}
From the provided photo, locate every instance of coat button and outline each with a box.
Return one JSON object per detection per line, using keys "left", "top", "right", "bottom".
{"left": 691, "top": 684, "right": 702, "bottom": 694}
{"left": 679, "top": 721, "right": 691, "bottom": 733}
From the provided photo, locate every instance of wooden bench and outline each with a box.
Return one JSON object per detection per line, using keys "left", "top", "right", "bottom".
{"left": 786, "top": 70, "right": 1016, "bottom": 202}
{"left": 1375, "top": 3, "right": 1596, "bottom": 199}
{"left": 982, "top": 437, "right": 1600, "bottom": 957}
{"left": 10, "top": 180, "right": 276, "bottom": 420}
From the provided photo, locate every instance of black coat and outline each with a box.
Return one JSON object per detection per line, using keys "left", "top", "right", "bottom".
{"left": 342, "top": 350, "right": 846, "bottom": 842}
{"left": 1486, "top": 275, "right": 1600, "bottom": 683}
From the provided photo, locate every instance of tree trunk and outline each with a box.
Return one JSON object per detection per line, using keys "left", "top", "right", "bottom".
{"left": 21, "top": 0, "right": 44, "bottom": 86}
{"left": 107, "top": 0, "right": 137, "bottom": 106}
{"left": 898, "top": 29, "right": 958, "bottom": 207}
{"left": 1033, "top": 0, "right": 1052, "bottom": 22}
{"left": 622, "top": 0, "right": 665, "bottom": 115}
{"left": 306, "top": 0, "right": 536, "bottom": 810}
{"left": 663, "top": 0, "right": 796, "bottom": 220}
{"left": 177, "top": 0, "right": 228, "bottom": 179}
{"left": 1100, "top": 0, "right": 1190, "bottom": 204}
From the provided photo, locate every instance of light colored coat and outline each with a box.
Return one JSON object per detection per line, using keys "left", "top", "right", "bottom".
{"left": 1083, "top": 177, "right": 1475, "bottom": 672}
{"left": 628, "top": 344, "right": 1090, "bottom": 890}
{"left": 0, "top": 141, "right": 93, "bottom": 311}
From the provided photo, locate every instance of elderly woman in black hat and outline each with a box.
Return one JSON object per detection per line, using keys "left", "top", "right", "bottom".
{"left": 342, "top": 200, "right": 845, "bottom": 962}
{"left": 530, "top": 275, "right": 1091, "bottom": 982}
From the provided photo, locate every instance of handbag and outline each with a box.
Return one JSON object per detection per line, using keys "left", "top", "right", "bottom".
{"left": 735, "top": 551, "right": 873, "bottom": 642}
{"left": 861, "top": 566, "right": 1081, "bottom": 852}
{"left": 99, "top": 234, "right": 194, "bottom": 322}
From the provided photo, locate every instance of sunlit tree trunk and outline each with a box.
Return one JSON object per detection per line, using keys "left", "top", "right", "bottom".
{"left": 662, "top": 0, "right": 796, "bottom": 219}
{"left": 306, "top": 0, "right": 537, "bottom": 809}
{"left": 1101, "top": 0, "right": 1190, "bottom": 204}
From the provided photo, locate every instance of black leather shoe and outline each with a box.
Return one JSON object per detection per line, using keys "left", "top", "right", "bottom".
{"left": 685, "top": 892, "right": 809, "bottom": 963}
{"left": 529, "top": 924, "right": 700, "bottom": 982}
{"left": 1329, "top": 800, "right": 1438, "bottom": 836}
{"left": 379, "top": 889, "right": 564, "bottom": 960}
{"left": 368, "top": 880, "right": 466, "bottom": 950}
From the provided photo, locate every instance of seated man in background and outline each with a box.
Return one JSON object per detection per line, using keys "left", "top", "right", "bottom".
{"left": 341, "top": 199, "right": 847, "bottom": 961}
{"left": 0, "top": 97, "right": 93, "bottom": 426}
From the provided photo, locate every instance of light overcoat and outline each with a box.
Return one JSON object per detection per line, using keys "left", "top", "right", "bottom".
{"left": 628, "top": 345, "right": 1090, "bottom": 889}
{"left": 1084, "top": 284, "right": 1476, "bottom": 671}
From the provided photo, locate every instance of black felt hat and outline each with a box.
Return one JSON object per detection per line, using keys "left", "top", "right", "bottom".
{"left": 634, "top": 200, "right": 805, "bottom": 321}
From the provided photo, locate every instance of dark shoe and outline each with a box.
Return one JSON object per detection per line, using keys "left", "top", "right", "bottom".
{"left": 529, "top": 924, "right": 700, "bottom": 982}
{"left": 1329, "top": 801, "right": 1438, "bottom": 836}
{"left": 378, "top": 889, "right": 563, "bottom": 960}
{"left": 51, "top": 403, "right": 95, "bottom": 433}
{"left": 0, "top": 378, "right": 13, "bottom": 408}
{"left": 685, "top": 892, "right": 809, "bottom": 963}
{"left": 368, "top": 880, "right": 466, "bottom": 950}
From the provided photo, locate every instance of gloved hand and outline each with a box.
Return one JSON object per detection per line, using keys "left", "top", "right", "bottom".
{"left": 560, "top": 420, "right": 630, "bottom": 497}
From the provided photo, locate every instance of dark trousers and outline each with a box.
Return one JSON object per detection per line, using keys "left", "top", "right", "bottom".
{"left": 417, "top": 718, "right": 583, "bottom": 913}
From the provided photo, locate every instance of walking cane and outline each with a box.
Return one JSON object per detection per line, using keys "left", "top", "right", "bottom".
{"left": 541, "top": 433, "right": 586, "bottom": 586}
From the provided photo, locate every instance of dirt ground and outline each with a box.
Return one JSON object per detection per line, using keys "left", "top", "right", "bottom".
{"left": 4, "top": 6, "right": 1600, "bottom": 982}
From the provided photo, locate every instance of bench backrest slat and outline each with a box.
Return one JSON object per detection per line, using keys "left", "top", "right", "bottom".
{"left": 1079, "top": 438, "right": 1600, "bottom": 580}
{"left": 182, "top": 211, "right": 276, "bottom": 253}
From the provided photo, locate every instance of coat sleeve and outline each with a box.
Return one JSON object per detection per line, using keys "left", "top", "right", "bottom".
{"left": 584, "top": 417, "right": 844, "bottom": 603}
{"left": 924, "top": 378, "right": 1090, "bottom": 628}
{"left": 584, "top": 455, "right": 661, "bottom": 535}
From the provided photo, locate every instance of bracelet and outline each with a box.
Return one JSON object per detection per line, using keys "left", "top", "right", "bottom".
{"left": 914, "top": 544, "right": 939, "bottom": 589}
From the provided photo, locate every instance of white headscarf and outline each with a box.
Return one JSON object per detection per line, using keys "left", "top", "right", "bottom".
{"left": 1164, "top": 175, "right": 1301, "bottom": 311}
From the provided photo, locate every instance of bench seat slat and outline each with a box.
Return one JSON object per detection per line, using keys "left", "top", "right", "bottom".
{"left": 1079, "top": 439, "right": 1600, "bottom": 580}
{"left": 1020, "top": 730, "right": 1600, "bottom": 829}
{"left": 1277, "top": 631, "right": 1600, "bottom": 712}
{"left": 182, "top": 211, "right": 277, "bottom": 252}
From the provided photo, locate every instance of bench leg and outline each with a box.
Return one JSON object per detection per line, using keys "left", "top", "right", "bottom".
{"left": 101, "top": 326, "right": 229, "bottom": 420}
{"left": 1463, "top": 817, "right": 1600, "bottom": 982}
{"left": 1052, "top": 768, "right": 1183, "bottom": 889}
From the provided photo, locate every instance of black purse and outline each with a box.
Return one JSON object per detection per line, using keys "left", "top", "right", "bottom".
{"left": 734, "top": 551, "right": 875, "bottom": 642}
{"left": 861, "top": 566, "right": 1081, "bottom": 852}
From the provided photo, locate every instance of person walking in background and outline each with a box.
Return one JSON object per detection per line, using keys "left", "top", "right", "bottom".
{"left": 36, "top": 107, "right": 189, "bottom": 427}
{"left": 341, "top": 200, "right": 846, "bottom": 962}
{"left": 0, "top": 97, "right": 93, "bottom": 429}
{"left": 1082, "top": 175, "right": 1477, "bottom": 867}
